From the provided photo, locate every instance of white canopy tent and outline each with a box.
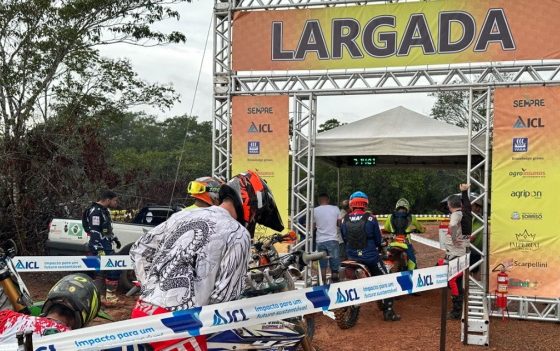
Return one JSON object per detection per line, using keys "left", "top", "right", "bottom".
{"left": 316, "top": 106, "right": 481, "bottom": 167}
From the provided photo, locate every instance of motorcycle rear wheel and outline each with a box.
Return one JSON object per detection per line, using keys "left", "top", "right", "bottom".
{"left": 334, "top": 305, "right": 360, "bottom": 329}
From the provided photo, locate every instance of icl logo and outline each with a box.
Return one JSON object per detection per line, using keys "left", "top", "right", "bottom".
{"left": 105, "top": 259, "right": 127, "bottom": 268}
{"left": 15, "top": 260, "right": 39, "bottom": 270}
{"left": 35, "top": 346, "right": 56, "bottom": 351}
{"left": 417, "top": 274, "right": 434, "bottom": 288}
{"left": 336, "top": 287, "right": 360, "bottom": 303}
{"left": 212, "top": 309, "right": 249, "bottom": 326}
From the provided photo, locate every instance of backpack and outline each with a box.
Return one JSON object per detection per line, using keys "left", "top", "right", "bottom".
{"left": 390, "top": 212, "right": 412, "bottom": 234}
{"left": 344, "top": 213, "right": 370, "bottom": 249}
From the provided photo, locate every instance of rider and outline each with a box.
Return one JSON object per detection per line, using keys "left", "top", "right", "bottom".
{"left": 185, "top": 176, "right": 224, "bottom": 209}
{"left": 340, "top": 191, "right": 401, "bottom": 322}
{"left": 383, "top": 198, "right": 425, "bottom": 270}
{"left": 82, "top": 190, "right": 121, "bottom": 306}
{"left": 130, "top": 170, "right": 284, "bottom": 351}
{"left": 0, "top": 274, "right": 100, "bottom": 342}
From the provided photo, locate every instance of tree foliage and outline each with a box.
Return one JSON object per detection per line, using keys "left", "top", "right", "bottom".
{"left": 0, "top": 0, "right": 190, "bottom": 252}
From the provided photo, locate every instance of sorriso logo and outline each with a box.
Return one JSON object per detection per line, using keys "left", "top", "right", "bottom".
{"left": 247, "top": 141, "right": 260, "bottom": 154}
{"left": 510, "top": 190, "right": 542, "bottom": 199}
{"left": 511, "top": 211, "right": 543, "bottom": 220}
{"left": 512, "top": 138, "right": 528, "bottom": 152}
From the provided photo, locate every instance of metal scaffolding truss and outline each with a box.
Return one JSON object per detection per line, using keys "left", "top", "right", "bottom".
{"left": 290, "top": 95, "right": 317, "bottom": 254}
{"left": 212, "top": 0, "right": 560, "bottom": 337}
{"left": 233, "top": 63, "right": 560, "bottom": 95}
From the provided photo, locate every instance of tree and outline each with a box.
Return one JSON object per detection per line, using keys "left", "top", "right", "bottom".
{"left": 0, "top": 0, "right": 190, "bottom": 252}
{"left": 319, "top": 118, "right": 345, "bottom": 132}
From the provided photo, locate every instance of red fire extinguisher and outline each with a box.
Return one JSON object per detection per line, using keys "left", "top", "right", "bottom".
{"left": 493, "top": 264, "right": 509, "bottom": 319}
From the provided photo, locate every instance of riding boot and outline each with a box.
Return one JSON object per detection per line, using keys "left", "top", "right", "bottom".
{"left": 448, "top": 295, "right": 463, "bottom": 320}
{"left": 104, "top": 279, "right": 120, "bottom": 307}
{"left": 331, "top": 271, "right": 340, "bottom": 283}
{"left": 382, "top": 299, "right": 401, "bottom": 321}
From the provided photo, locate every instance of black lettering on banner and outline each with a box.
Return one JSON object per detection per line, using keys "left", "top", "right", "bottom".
{"left": 294, "top": 20, "right": 330, "bottom": 60}
{"left": 398, "top": 13, "right": 436, "bottom": 56}
{"left": 332, "top": 18, "right": 363, "bottom": 59}
{"left": 475, "top": 9, "right": 515, "bottom": 51}
{"left": 439, "top": 11, "right": 476, "bottom": 53}
{"left": 362, "top": 16, "right": 397, "bottom": 57}
{"left": 272, "top": 22, "right": 294, "bottom": 60}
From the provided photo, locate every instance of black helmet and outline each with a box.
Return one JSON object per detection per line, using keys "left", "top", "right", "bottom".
{"left": 41, "top": 273, "right": 100, "bottom": 329}
{"left": 219, "top": 170, "right": 284, "bottom": 235}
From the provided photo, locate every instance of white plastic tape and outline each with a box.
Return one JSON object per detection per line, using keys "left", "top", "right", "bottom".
{"left": 410, "top": 234, "right": 443, "bottom": 250}
{"left": 447, "top": 254, "right": 470, "bottom": 280}
{"left": 13, "top": 255, "right": 132, "bottom": 272}
{"left": 0, "top": 266, "right": 448, "bottom": 351}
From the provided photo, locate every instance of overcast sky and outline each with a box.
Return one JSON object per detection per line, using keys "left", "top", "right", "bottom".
{"left": 99, "top": 1, "right": 436, "bottom": 125}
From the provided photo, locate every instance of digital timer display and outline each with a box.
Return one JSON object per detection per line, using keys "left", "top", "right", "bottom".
{"left": 351, "top": 157, "right": 376, "bottom": 166}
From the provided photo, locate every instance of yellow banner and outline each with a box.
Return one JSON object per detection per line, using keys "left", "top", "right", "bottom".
{"left": 490, "top": 87, "right": 560, "bottom": 298}
{"left": 232, "top": 96, "right": 290, "bottom": 238}
{"left": 233, "top": 0, "right": 560, "bottom": 71}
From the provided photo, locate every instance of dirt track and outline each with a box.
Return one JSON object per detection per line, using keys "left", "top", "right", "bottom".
{"left": 24, "top": 224, "right": 560, "bottom": 351}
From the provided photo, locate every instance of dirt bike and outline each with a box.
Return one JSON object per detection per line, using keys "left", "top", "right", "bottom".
{"left": 382, "top": 234, "right": 410, "bottom": 273}
{"left": 332, "top": 260, "right": 371, "bottom": 329}
{"left": 0, "top": 239, "right": 36, "bottom": 315}
{"left": 127, "top": 249, "right": 325, "bottom": 351}
{"left": 251, "top": 231, "right": 297, "bottom": 267}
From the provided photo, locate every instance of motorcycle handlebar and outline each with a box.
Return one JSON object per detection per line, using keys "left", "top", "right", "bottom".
{"left": 301, "top": 251, "right": 326, "bottom": 264}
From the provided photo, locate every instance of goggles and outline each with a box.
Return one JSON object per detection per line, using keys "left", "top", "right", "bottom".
{"left": 187, "top": 181, "right": 221, "bottom": 195}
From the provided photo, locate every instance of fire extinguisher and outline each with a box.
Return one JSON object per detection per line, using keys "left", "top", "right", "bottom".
{"left": 493, "top": 264, "right": 509, "bottom": 312}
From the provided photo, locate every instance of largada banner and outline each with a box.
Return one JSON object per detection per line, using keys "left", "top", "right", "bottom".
{"left": 233, "top": 0, "right": 560, "bottom": 71}
{"left": 490, "top": 87, "right": 560, "bottom": 298}
{"left": 232, "top": 96, "right": 289, "bottom": 238}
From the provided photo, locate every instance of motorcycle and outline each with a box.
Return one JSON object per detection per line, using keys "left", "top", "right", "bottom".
{"left": 128, "top": 249, "right": 325, "bottom": 351}
{"left": 0, "top": 239, "right": 36, "bottom": 315}
{"left": 382, "top": 234, "right": 411, "bottom": 273}
{"left": 332, "top": 260, "right": 371, "bottom": 329}
{"left": 251, "top": 231, "right": 297, "bottom": 267}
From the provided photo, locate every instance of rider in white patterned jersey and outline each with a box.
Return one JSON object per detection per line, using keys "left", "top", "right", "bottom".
{"left": 130, "top": 170, "right": 284, "bottom": 351}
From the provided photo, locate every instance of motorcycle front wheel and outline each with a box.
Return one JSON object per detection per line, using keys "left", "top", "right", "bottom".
{"left": 334, "top": 305, "right": 360, "bottom": 329}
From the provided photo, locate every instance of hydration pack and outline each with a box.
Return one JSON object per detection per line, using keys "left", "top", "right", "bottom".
{"left": 344, "top": 213, "right": 370, "bottom": 249}
{"left": 390, "top": 212, "right": 412, "bottom": 234}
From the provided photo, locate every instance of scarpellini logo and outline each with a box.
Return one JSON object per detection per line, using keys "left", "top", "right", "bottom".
{"left": 508, "top": 168, "right": 545, "bottom": 178}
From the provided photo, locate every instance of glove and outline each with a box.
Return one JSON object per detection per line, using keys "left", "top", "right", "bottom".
{"left": 114, "top": 237, "right": 122, "bottom": 250}
{"left": 97, "top": 250, "right": 106, "bottom": 256}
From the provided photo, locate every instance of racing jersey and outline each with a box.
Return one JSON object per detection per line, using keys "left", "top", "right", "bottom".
{"left": 83, "top": 202, "right": 114, "bottom": 254}
{"left": 0, "top": 310, "right": 69, "bottom": 343}
{"left": 130, "top": 206, "right": 251, "bottom": 310}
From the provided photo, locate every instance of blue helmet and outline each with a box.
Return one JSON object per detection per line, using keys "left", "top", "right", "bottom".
{"left": 349, "top": 191, "right": 369, "bottom": 209}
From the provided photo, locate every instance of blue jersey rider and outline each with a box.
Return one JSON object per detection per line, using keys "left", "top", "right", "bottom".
{"left": 341, "top": 191, "right": 401, "bottom": 322}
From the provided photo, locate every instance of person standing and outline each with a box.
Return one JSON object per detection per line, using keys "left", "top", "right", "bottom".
{"left": 444, "top": 183, "right": 472, "bottom": 319}
{"left": 340, "top": 191, "right": 400, "bottom": 321}
{"left": 184, "top": 176, "right": 224, "bottom": 210}
{"left": 337, "top": 199, "right": 350, "bottom": 261}
{"left": 313, "top": 193, "right": 341, "bottom": 283}
{"left": 130, "top": 170, "right": 284, "bottom": 351}
{"left": 82, "top": 190, "right": 121, "bottom": 307}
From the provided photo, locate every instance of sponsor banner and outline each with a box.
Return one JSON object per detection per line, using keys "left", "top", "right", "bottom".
{"left": 0, "top": 266, "right": 448, "bottom": 351}
{"left": 232, "top": 0, "right": 560, "bottom": 71}
{"left": 447, "top": 254, "right": 470, "bottom": 280}
{"left": 491, "top": 86, "right": 560, "bottom": 298}
{"left": 232, "top": 96, "right": 290, "bottom": 239}
{"left": 13, "top": 255, "right": 132, "bottom": 272}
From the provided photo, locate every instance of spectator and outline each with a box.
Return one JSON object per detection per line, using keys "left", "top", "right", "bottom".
{"left": 444, "top": 183, "right": 471, "bottom": 319}
{"left": 338, "top": 199, "right": 350, "bottom": 260}
{"left": 313, "top": 193, "right": 341, "bottom": 283}
{"left": 130, "top": 170, "right": 283, "bottom": 351}
{"left": 82, "top": 190, "right": 121, "bottom": 307}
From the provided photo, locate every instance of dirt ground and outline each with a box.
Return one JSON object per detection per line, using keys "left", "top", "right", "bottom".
{"left": 23, "top": 224, "right": 560, "bottom": 351}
